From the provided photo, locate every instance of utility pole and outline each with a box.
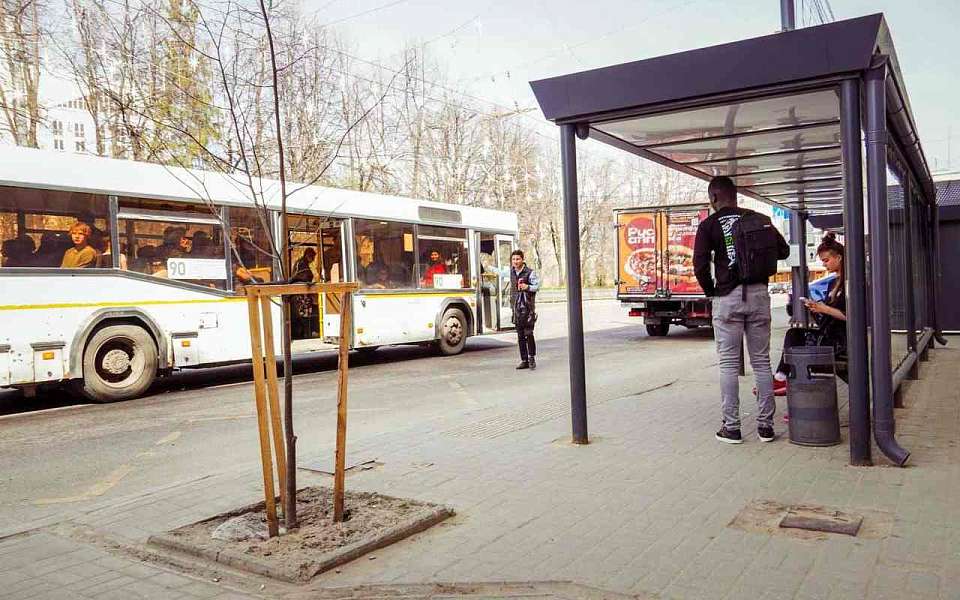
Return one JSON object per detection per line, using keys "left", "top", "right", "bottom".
{"left": 779, "top": 0, "right": 809, "bottom": 326}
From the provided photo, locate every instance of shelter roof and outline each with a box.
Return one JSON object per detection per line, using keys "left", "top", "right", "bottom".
{"left": 530, "top": 14, "right": 932, "bottom": 214}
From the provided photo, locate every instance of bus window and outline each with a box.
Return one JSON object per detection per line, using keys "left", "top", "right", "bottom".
{"left": 229, "top": 206, "right": 276, "bottom": 286}
{"left": 417, "top": 225, "right": 470, "bottom": 289}
{"left": 117, "top": 205, "right": 226, "bottom": 288}
{"left": 353, "top": 219, "right": 415, "bottom": 289}
{"left": 0, "top": 186, "right": 110, "bottom": 269}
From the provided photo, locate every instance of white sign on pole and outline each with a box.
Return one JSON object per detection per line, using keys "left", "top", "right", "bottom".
{"left": 167, "top": 258, "right": 228, "bottom": 280}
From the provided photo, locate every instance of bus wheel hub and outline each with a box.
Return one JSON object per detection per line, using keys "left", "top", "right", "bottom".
{"left": 445, "top": 319, "right": 462, "bottom": 344}
{"left": 102, "top": 349, "right": 131, "bottom": 374}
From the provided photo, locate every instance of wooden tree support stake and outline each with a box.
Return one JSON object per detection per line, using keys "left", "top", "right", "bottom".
{"left": 246, "top": 294, "right": 280, "bottom": 538}
{"left": 333, "top": 291, "right": 352, "bottom": 522}
{"left": 243, "top": 282, "right": 357, "bottom": 535}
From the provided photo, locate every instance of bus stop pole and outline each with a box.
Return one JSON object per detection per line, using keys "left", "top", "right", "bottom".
{"left": 560, "top": 123, "right": 589, "bottom": 445}
{"left": 790, "top": 213, "right": 809, "bottom": 327}
{"left": 839, "top": 77, "right": 872, "bottom": 466}
{"left": 865, "top": 57, "right": 909, "bottom": 467}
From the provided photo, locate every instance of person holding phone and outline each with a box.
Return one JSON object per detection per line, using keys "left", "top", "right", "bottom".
{"left": 772, "top": 233, "right": 847, "bottom": 399}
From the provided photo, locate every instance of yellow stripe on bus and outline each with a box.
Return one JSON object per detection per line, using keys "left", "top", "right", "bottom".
{"left": 0, "top": 297, "right": 247, "bottom": 311}
{"left": 0, "top": 291, "right": 476, "bottom": 311}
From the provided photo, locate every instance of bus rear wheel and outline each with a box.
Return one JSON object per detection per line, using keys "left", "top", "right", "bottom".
{"left": 77, "top": 324, "right": 158, "bottom": 403}
{"left": 437, "top": 308, "right": 467, "bottom": 356}
{"left": 646, "top": 323, "right": 670, "bottom": 337}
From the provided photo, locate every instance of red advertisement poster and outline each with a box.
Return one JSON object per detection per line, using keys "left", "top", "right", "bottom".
{"left": 665, "top": 209, "right": 708, "bottom": 295}
{"left": 618, "top": 212, "right": 659, "bottom": 295}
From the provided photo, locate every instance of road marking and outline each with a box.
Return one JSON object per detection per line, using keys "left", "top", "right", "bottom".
{"left": 447, "top": 380, "right": 478, "bottom": 407}
{"left": 33, "top": 464, "right": 134, "bottom": 505}
{"left": 0, "top": 403, "right": 94, "bottom": 421}
{"left": 155, "top": 431, "right": 181, "bottom": 445}
{"left": 186, "top": 415, "right": 252, "bottom": 423}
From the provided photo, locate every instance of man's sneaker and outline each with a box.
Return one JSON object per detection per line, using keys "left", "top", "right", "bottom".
{"left": 529, "top": 357, "right": 536, "bottom": 370}
{"left": 758, "top": 425, "right": 775, "bottom": 442}
{"left": 516, "top": 361, "right": 530, "bottom": 370}
{"left": 773, "top": 378, "right": 788, "bottom": 397}
{"left": 715, "top": 426, "right": 743, "bottom": 444}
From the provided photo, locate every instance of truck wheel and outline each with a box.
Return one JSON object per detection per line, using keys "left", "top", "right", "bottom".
{"left": 77, "top": 324, "right": 158, "bottom": 403}
{"left": 646, "top": 323, "right": 670, "bottom": 337}
{"left": 437, "top": 308, "right": 467, "bottom": 356}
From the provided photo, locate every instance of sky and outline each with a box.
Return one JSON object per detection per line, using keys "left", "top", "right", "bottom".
{"left": 303, "top": 0, "right": 960, "bottom": 173}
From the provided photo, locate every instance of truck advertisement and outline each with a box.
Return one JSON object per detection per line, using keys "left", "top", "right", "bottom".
{"left": 615, "top": 205, "right": 711, "bottom": 336}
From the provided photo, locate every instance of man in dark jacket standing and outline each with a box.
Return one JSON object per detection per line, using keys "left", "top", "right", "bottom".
{"left": 694, "top": 176, "right": 790, "bottom": 445}
{"left": 487, "top": 249, "right": 541, "bottom": 370}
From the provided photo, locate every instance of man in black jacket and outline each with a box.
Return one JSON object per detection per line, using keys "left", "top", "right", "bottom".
{"left": 694, "top": 176, "right": 790, "bottom": 445}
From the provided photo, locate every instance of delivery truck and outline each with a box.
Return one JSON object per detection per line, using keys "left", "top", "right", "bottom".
{"left": 614, "top": 204, "right": 712, "bottom": 336}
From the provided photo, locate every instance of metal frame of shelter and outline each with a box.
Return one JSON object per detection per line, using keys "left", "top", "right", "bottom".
{"left": 531, "top": 14, "right": 943, "bottom": 466}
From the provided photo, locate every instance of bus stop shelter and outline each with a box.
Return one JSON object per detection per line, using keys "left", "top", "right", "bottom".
{"left": 530, "top": 14, "right": 942, "bottom": 466}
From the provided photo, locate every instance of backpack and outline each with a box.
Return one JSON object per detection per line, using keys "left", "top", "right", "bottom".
{"left": 732, "top": 211, "right": 780, "bottom": 287}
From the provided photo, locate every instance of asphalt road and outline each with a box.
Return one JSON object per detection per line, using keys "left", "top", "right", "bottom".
{"left": 0, "top": 298, "right": 787, "bottom": 533}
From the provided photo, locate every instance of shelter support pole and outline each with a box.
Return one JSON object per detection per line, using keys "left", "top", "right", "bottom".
{"left": 790, "top": 212, "right": 809, "bottom": 327}
{"left": 901, "top": 178, "right": 919, "bottom": 382}
{"left": 865, "top": 58, "right": 909, "bottom": 467}
{"left": 561, "top": 123, "right": 588, "bottom": 445}
{"left": 840, "top": 78, "right": 872, "bottom": 467}
{"left": 931, "top": 200, "right": 947, "bottom": 346}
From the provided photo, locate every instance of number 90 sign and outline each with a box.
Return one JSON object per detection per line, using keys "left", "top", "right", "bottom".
{"left": 167, "top": 258, "right": 227, "bottom": 280}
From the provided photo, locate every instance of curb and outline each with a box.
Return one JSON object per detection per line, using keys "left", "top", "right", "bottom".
{"left": 148, "top": 505, "right": 454, "bottom": 583}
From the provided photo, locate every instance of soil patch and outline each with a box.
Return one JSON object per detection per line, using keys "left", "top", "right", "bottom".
{"left": 729, "top": 499, "right": 893, "bottom": 541}
{"left": 149, "top": 486, "right": 453, "bottom": 582}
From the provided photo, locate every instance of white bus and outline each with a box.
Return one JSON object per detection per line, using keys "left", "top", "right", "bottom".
{"left": 0, "top": 147, "right": 519, "bottom": 403}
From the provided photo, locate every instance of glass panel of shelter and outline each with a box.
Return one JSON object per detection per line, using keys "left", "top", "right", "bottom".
{"left": 654, "top": 123, "right": 841, "bottom": 164}
{"left": 693, "top": 147, "right": 843, "bottom": 177}
{"left": 593, "top": 89, "right": 840, "bottom": 146}
{"left": 0, "top": 186, "right": 111, "bottom": 269}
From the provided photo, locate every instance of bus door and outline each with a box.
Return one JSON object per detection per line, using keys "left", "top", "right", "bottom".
{"left": 288, "top": 228, "right": 321, "bottom": 340}
{"left": 494, "top": 234, "right": 517, "bottom": 330}
{"left": 320, "top": 223, "right": 347, "bottom": 343}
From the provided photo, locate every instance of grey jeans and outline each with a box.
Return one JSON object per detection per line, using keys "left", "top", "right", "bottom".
{"left": 712, "top": 284, "right": 776, "bottom": 429}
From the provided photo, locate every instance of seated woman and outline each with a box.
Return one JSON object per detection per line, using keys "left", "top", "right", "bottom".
{"left": 773, "top": 233, "right": 847, "bottom": 398}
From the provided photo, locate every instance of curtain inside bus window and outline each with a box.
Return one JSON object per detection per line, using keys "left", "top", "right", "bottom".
{"left": 229, "top": 206, "right": 276, "bottom": 286}
{"left": 117, "top": 199, "right": 227, "bottom": 289}
{"left": 417, "top": 225, "right": 470, "bottom": 289}
{"left": 353, "top": 219, "right": 415, "bottom": 289}
{"left": 0, "top": 185, "right": 110, "bottom": 269}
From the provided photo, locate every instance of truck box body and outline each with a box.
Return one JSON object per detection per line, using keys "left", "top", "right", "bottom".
{"left": 614, "top": 205, "right": 712, "bottom": 335}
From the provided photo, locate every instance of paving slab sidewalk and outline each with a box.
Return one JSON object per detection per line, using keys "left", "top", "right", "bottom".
{"left": 3, "top": 344, "right": 958, "bottom": 600}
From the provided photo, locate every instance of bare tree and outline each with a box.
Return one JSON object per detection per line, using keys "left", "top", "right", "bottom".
{"left": 0, "top": 0, "right": 44, "bottom": 146}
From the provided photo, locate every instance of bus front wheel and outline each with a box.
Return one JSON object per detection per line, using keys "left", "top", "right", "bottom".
{"left": 77, "top": 324, "right": 158, "bottom": 403}
{"left": 437, "top": 308, "right": 467, "bottom": 356}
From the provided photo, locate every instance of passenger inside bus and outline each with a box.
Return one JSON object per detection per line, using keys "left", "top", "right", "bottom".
{"left": 233, "top": 236, "right": 265, "bottom": 286}
{"left": 1, "top": 235, "right": 35, "bottom": 267}
{"left": 421, "top": 249, "right": 447, "bottom": 287}
{"left": 34, "top": 231, "right": 72, "bottom": 267}
{"left": 158, "top": 226, "right": 188, "bottom": 260}
{"left": 292, "top": 247, "right": 317, "bottom": 282}
{"left": 191, "top": 231, "right": 216, "bottom": 257}
{"left": 61, "top": 222, "right": 101, "bottom": 268}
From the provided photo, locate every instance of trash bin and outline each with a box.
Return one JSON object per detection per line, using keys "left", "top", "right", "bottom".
{"left": 784, "top": 345, "right": 841, "bottom": 447}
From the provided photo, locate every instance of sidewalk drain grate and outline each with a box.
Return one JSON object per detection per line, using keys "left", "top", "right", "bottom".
{"left": 443, "top": 404, "right": 568, "bottom": 439}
